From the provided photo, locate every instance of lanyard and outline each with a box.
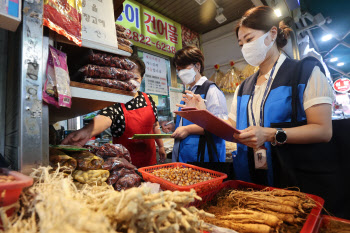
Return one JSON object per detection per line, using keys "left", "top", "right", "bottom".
{"left": 250, "top": 61, "right": 278, "bottom": 126}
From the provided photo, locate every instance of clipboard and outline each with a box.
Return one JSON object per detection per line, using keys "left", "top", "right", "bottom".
{"left": 174, "top": 108, "right": 240, "bottom": 142}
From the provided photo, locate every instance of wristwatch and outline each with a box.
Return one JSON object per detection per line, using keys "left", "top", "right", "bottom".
{"left": 272, "top": 128, "right": 287, "bottom": 146}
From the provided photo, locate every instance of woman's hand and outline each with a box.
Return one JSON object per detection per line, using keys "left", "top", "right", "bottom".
{"left": 171, "top": 126, "right": 189, "bottom": 140}
{"left": 176, "top": 90, "right": 206, "bottom": 110}
{"left": 234, "top": 126, "right": 276, "bottom": 149}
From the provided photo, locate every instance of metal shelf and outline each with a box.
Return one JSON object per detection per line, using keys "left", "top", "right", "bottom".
{"left": 49, "top": 82, "right": 134, "bottom": 123}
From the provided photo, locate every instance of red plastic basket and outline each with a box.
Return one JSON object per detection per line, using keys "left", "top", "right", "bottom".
{"left": 314, "top": 215, "right": 350, "bottom": 233}
{"left": 191, "top": 180, "right": 324, "bottom": 233}
{"left": 0, "top": 168, "right": 33, "bottom": 219}
{"left": 138, "top": 162, "right": 227, "bottom": 195}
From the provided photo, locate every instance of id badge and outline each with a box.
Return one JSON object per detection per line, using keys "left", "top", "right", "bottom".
{"left": 254, "top": 147, "right": 268, "bottom": 170}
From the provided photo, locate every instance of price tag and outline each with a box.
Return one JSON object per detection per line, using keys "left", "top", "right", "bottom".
{"left": 254, "top": 148, "right": 268, "bottom": 170}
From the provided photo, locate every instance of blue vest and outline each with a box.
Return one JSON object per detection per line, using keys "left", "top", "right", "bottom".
{"left": 234, "top": 57, "right": 324, "bottom": 186}
{"left": 175, "top": 80, "right": 226, "bottom": 163}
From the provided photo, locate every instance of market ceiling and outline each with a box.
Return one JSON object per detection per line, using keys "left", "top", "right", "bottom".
{"left": 300, "top": 0, "right": 350, "bottom": 80}
{"left": 133, "top": 0, "right": 255, "bottom": 34}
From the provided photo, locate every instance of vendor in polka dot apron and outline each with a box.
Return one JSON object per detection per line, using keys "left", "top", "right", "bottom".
{"left": 62, "top": 56, "right": 166, "bottom": 168}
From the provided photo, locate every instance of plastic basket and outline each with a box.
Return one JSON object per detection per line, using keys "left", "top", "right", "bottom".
{"left": 0, "top": 168, "right": 33, "bottom": 219}
{"left": 191, "top": 180, "right": 324, "bottom": 233}
{"left": 138, "top": 162, "right": 227, "bottom": 195}
{"left": 314, "top": 215, "right": 350, "bottom": 233}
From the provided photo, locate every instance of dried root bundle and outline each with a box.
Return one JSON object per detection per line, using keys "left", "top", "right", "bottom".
{"left": 202, "top": 188, "right": 318, "bottom": 233}
{"left": 0, "top": 166, "right": 213, "bottom": 233}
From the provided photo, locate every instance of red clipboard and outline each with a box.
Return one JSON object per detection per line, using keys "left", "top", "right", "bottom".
{"left": 174, "top": 108, "right": 240, "bottom": 142}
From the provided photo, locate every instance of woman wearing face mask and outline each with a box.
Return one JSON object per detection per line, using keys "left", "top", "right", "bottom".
{"left": 172, "top": 46, "right": 228, "bottom": 163}
{"left": 182, "top": 6, "right": 334, "bottom": 188}
{"left": 62, "top": 55, "right": 166, "bottom": 168}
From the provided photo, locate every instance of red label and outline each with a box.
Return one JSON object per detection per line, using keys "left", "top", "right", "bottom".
{"left": 333, "top": 78, "right": 350, "bottom": 93}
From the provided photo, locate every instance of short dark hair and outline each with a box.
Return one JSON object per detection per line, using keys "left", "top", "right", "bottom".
{"left": 235, "top": 6, "right": 292, "bottom": 49}
{"left": 129, "top": 55, "right": 145, "bottom": 77}
{"left": 173, "top": 46, "right": 204, "bottom": 74}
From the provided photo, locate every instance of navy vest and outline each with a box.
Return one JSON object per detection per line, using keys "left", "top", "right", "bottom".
{"left": 175, "top": 80, "right": 226, "bottom": 163}
{"left": 234, "top": 57, "right": 325, "bottom": 186}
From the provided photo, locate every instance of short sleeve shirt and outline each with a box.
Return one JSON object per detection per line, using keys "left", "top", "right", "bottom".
{"left": 99, "top": 92, "right": 158, "bottom": 138}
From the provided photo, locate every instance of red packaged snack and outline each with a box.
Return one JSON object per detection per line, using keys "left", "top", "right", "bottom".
{"left": 79, "top": 65, "right": 136, "bottom": 81}
{"left": 115, "top": 173, "right": 141, "bottom": 191}
{"left": 43, "top": 0, "right": 82, "bottom": 46}
{"left": 84, "top": 77, "right": 136, "bottom": 92}
{"left": 106, "top": 168, "right": 136, "bottom": 185}
{"left": 96, "top": 144, "right": 131, "bottom": 161}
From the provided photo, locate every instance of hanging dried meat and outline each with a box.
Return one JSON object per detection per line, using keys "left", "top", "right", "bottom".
{"left": 79, "top": 64, "right": 136, "bottom": 81}
{"left": 70, "top": 151, "right": 104, "bottom": 171}
{"left": 88, "top": 52, "right": 135, "bottom": 70}
{"left": 84, "top": 77, "right": 136, "bottom": 92}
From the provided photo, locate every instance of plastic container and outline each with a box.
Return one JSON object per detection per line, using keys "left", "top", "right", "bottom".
{"left": 0, "top": 168, "right": 33, "bottom": 218}
{"left": 314, "top": 215, "right": 350, "bottom": 233}
{"left": 138, "top": 162, "right": 227, "bottom": 195}
{"left": 191, "top": 180, "right": 324, "bottom": 233}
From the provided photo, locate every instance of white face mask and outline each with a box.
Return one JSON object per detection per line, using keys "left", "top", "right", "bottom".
{"left": 241, "top": 31, "right": 275, "bottom": 67}
{"left": 178, "top": 67, "right": 196, "bottom": 85}
{"left": 129, "top": 79, "right": 141, "bottom": 93}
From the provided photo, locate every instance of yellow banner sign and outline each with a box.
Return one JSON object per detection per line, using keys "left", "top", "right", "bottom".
{"left": 116, "top": 0, "right": 182, "bottom": 57}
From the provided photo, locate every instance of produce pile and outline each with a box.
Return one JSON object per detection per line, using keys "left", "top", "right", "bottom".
{"left": 77, "top": 50, "right": 138, "bottom": 92}
{"left": 0, "top": 167, "right": 213, "bottom": 233}
{"left": 49, "top": 144, "right": 141, "bottom": 191}
{"left": 201, "top": 188, "right": 318, "bottom": 233}
{"left": 152, "top": 167, "right": 213, "bottom": 186}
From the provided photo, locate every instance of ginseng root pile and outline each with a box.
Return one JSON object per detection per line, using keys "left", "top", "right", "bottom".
{"left": 201, "top": 188, "right": 318, "bottom": 233}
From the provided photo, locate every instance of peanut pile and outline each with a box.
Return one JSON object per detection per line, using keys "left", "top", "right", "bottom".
{"left": 152, "top": 167, "right": 213, "bottom": 186}
{"left": 0, "top": 175, "right": 16, "bottom": 183}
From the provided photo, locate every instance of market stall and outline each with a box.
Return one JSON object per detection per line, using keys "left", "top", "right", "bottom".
{"left": 0, "top": 0, "right": 350, "bottom": 232}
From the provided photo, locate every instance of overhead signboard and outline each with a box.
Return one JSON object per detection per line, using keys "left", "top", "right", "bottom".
{"left": 116, "top": 0, "right": 182, "bottom": 57}
{"left": 334, "top": 78, "right": 350, "bottom": 93}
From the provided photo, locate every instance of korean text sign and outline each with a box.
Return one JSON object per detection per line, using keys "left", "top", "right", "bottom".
{"left": 144, "top": 53, "right": 168, "bottom": 95}
{"left": 116, "top": 0, "right": 182, "bottom": 57}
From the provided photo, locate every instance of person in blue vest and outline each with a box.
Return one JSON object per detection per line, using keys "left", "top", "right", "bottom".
{"left": 181, "top": 6, "right": 334, "bottom": 187}
{"left": 171, "top": 46, "right": 228, "bottom": 163}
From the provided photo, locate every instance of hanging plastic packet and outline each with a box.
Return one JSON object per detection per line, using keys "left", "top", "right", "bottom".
{"left": 209, "top": 64, "right": 225, "bottom": 89}
{"left": 223, "top": 61, "right": 243, "bottom": 93}
{"left": 43, "top": 46, "right": 72, "bottom": 108}
{"left": 241, "top": 64, "right": 259, "bottom": 79}
{"left": 43, "top": 0, "right": 82, "bottom": 46}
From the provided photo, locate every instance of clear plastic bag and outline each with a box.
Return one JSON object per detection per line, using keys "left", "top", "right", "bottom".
{"left": 95, "top": 144, "right": 131, "bottom": 161}
{"left": 222, "top": 61, "right": 242, "bottom": 93}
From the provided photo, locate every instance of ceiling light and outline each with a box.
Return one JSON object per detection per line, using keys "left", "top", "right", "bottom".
{"left": 330, "top": 57, "right": 338, "bottom": 62}
{"left": 321, "top": 34, "right": 333, "bottom": 41}
{"left": 215, "top": 7, "right": 227, "bottom": 24}
{"left": 274, "top": 9, "right": 282, "bottom": 17}
{"left": 195, "top": 0, "right": 207, "bottom": 5}
{"left": 337, "top": 62, "right": 345, "bottom": 67}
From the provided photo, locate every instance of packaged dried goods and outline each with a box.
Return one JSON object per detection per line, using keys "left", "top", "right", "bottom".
{"left": 72, "top": 169, "right": 110, "bottom": 185}
{"left": 43, "top": 0, "right": 82, "bottom": 45}
{"left": 88, "top": 51, "right": 136, "bottom": 70}
{"left": 49, "top": 148, "right": 77, "bottom": 172}
{"left": 117, "top": 30, "right": 128, "bottom": 39}
{"left": 43, "top": 46, "right": 72, "bottom": 108}
{"left": 84, "top": 77, "right": 136, "bottom": 92}
{"left": 95, "top": 143, "right": 131, "bottom": 161}
{"left": 115, "top": 173, "right": 142, "bottom": 191}
{"left": 115, "top": 24, "right": 126, "bottom": 32}
{"left": 102, "top": 157, "right": 136, "bottom": 171}
{"left": 117, "top": 37, "right": 132, "bottom": 46}
{"left": 79, "top": 64, "right": 136, "bottom": 81}
{"left": 106, "top": 168, "right": 136, "bottom": 185}
{"left": 70, "top": 151, "right": 104, "bottom": 171}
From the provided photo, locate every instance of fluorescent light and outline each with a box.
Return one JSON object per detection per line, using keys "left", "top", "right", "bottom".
{"left": 337, "top": 62, "right": 345, "bottom": 67}
{"left": 330, "top": 57, "right": 338, "bottom": 62}
{"left": 195, "top": 0, "right": 207, "bottom": 5}
{"left": 321, "top": 34, "right": 333, "bottom": 41}
{"left": 274, "top": 9, "right": 282, "bottom": 17}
